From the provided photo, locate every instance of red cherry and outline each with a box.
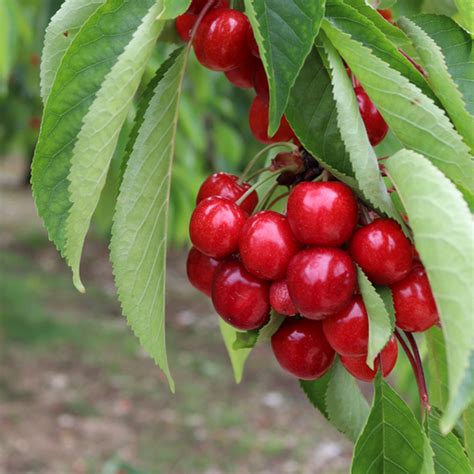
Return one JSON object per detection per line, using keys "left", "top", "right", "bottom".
{"left": 322, "top": 296, "right": 369, "bottom": 357}
{"left": 212, "top": 260, "right": 270, "bottom": 330}
{"left": 249, "top": 95, "right": 295, "bottom": 144}
{"left": 355, "top": 86, "right": 388, "bottom": 146}
{"left": 186, "top": 247, "right": 220, "bottom": 297}
{"left": 193, "top": 8, "right": 251, "bottom": 71}
{"left": 176, "top": 13, "right": 197, "bottom": 42}
{"left": 225, "top": 56, "right": 259, "bottom": 88}
{"left": 253, "top": 61, "right": 269, "bottom": 103}
{"left": 189, "top": 196, "right": 248, "bottom": 258}
{"left": 340, "top": 336, "right": 398, "bottom": 382}
{"left": 378, "top": 9, "right": 394, "bottom": 23}
{"left": 196, "top": 172, "right": 258, "bottom": 214}
{"left": 247, "top": 27, "right": 259, "bottom": 57}
{"left": 269, "top": 280, "right": 297, "bottom": 316}
{"left": 271, "top": 318, "right": 335, "bottom": 379}
{"left": 287, "top": 248, "right": 357, "bottom": 320}
{"left": 349, "top": 218, "right": 413, "bottom": 286}
{"left": 239, "top": 211, "right": 301, "bottom": 280}
{"left": 392, "top": 265, "right": 439, "bottom": 332}
{"left": 287, "top": 181, "right": 358, "bottom": 247}
{"left": 188, "top": 0, "right": 229, "bottom": 14}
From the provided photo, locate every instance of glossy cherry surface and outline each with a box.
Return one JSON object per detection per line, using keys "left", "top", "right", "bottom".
{"left": 253, "top": 61, "right": 269, "bottom": 103}
{"left": 212, "top": 260, "right": 270, "bottom": 330}
{"left": 239, "top": 211, "right": 301, "bottom": 280}
{"left": 271, "top": 318, "right": 335, "bottom": 379}
{"left": 287, "top": 181, "right": 358, "bottom": 247}
{"left": 188, "top": 0, "right": 229, "bottom": 14}
{"left": 176, "top": 13, "right": 197, "bottom": 42}
{"left": 186, "top": 247, "right": 220, "bottom": 297}
{"left": 225, "top": 56, "right": 259, "bottom": 88}
{"left": 193, "top": 8, "right": 251, "bottom": 71}
{"left": 247, "top": 28, "right": 259, "bottom": 57}
{"left": 355, "top": 86, "right": 388, "bottom": 146}
{"left": 189, "top": 196, "right": 247, "bottom": 258}
{"left": 196, "top": 172, "right": 258, "bottom": 214}
{"left": 269, "top": 280, "right": 297, "bottom": 316}
{"left": 249, "top": 95, "right": 295, "bottom": 144}
{"left": 340, "top": 336, "right": 398, "bottom": 382}
{"left": 349, "top": 218, "right": 413, "bottom": 286}
{"left": 322, "top": 296, "right": 369, "bottom": 357}
{"left": 287, "top": 248, "right": 357, "bottom": 320}
{"left": 392, "top": 265, "right": 439, "bottom": 332}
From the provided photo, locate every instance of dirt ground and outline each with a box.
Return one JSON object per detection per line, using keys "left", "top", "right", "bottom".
{"left": 0, "top": 156, "right": 352, "bottom": 474}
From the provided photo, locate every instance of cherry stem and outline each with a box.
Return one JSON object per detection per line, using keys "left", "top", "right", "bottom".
{"left": 244, "top": 166, "right": 271, "bottom": 182}
{"left": 189, "top": 0, "right": 217, "bottom": 44}
{"left": 257, "top": 182, "right": 279, "bottom": 212}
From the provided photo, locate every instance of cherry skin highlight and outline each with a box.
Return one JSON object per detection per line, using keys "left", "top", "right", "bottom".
{"left": 271, "top": 318, "right": 335, "bottom": 379}
{"left": 269, "top": 280, "right": 297, "bottom": 316}
{"left": 287, "top": 248, "right": 357, "bottom": 320}
{"left": 349, "top": 218, "right": 413, "bottom": 286}
{"left": 340, "top": 336, "right": 398, "bottom": 382}
{"left": 253, "top": 61, "right": 269, "bottom": 103}
{"left": 196, "top": 172, "right": 258, "bottom": 214}
{"left": 175, "top": 13, "right": 197, "bottom": 42}
{"left": 239, "top": 211, "right": 301, "bottom": 280}
{"left": 392, "top": 265, "right": 439, "bottom": 332}
{"left": 225, "top": 56, "right": 259, "bottom": 88}
{"left": 193, "top": 8, "right": 251, "bottom": 71}
{"left": 189, "top": 196, "right": 248, "bottom": 258}
{"left": 322, "top": 295, "right": 369, "bottom": 357}
{"left": 287, "top": 181, "right": 358, "bottom": 247}
{"left": 212, "top": 260, "right": 270, "bottom": 330}
{"left": 355, "top": 86, "right": 388, "bottom": 146}
{"left": 186, "top": 247, "right": 220, "bottom": 297}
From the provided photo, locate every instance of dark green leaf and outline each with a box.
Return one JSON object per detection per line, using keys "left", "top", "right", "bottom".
{"left": 464, "top": 403, "right": 474, "bottom": 468}
{"left": 233, "top": 311, "right": 284, "bottom": 350}
{"left": 426, "top": 326, "right": 449, "bottom": 410}
{"left": 300, "top": 371, "right": 332, "bottom": 419}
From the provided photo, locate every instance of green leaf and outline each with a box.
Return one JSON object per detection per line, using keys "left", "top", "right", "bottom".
{"left": 244, "top": 0, "right": 326, "bottom": 134}
{"left": 464, "top": 403, "right": 474, "bottom": 468}
{"left": 219, "top": 320, "right": 252, "bottom": 384}
{"left": 65, "top": 2, "right": 165, "bottom": 291}
{"left": 323, "top": 20, "right": 474, "bottom": 205}
{"left": 428, "top": 408, "right": 472, "bottom": 473}
{"left": 356, "top": 266, "right": 394, "bottom": 370}
{"left": 398, "top": 16, "right": 474, "bottom": 152}
{"left": 385, "top": 150, "right": 474, "bottom": 433}
{"left": 32, "top": 0, "right": 161, "bottom": 262}
{"left": 233, "top": 311, "right": 284, "bottom": 350}
{"left": 286, "top": 47, "right": 357, "bottom": 186}
{"left": 161, "top": 0, "right": 191, "bottom": 19}
{"left": 40, "top": 0, "right": 106, "bottom": 103}
{"left": 326, "top": 359, "right": 369, "bottom": 441}
{"left": 299, "top": 371, "right": 332, "bottom": 419}
{"left": 110, "top": 47, "right": 189, "bottom": 392}
{"left": 426, "top": 326, "right": 449, "bottom": 410}
{"left": 351, "top": 374, "right": 427, "bottom": 474}
{"left": 453, "top": 0, "right": 473, "bottom": 34}
{"left": 322, "top": 35, "right": 401, "bottom": 222}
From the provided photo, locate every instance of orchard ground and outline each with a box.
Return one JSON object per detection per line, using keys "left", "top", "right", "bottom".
{"left": 0, "top": 155, "right": 351, "bottom": 473}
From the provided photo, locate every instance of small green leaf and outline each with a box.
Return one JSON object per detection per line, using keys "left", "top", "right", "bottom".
{"left": 356, "top": 266, "right": 394, "bottom": 370}
{"left": 219, "top": 320, "right": 252, "bottom": 384}
{"left": 464, "top": 403, "right": 474, "bottom": 468}
{"left": 351, "top": 374, "right": 427, "bottom": 474}
{"left": 233, "top": 311, "right": 284, "bottom": 350}
{"left": 299, "top": 371, "right": 332, "bottom": 419}
{"left": 244, "top": 0, "right": 326, "bottom": 134}
{"left": 110, "top": 47, "right": 189, "bottom": 392}
{"left": 325, "top": 359, "right": 369, "bottom": 441}
{"left": 426, "top": 326, "right": 449, "bottom": 410}
{"left": 385, "top": 150, "right": 474, "bottom": 433}
{"left": 233, "top": 330, "right": 259, "bottom": 350}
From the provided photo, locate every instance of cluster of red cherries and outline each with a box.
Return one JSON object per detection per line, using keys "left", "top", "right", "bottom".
{"left": 176, "top": 0, "right": 388, "bottom": 146}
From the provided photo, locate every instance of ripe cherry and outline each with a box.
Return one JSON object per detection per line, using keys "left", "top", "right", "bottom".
{"left": 349, "top": 218, "right": 413, "bottom": 286}
{"left": 193, "top": 8, "right": 251, "bottom": 71}
{"left": 355, "top": 86, "right": 388, "bottom": 146}
{"left": 175, "top": 13, "right": 197, "bottom": 42}
{"left": 271, "top": 318, "right": 335, "bottom": 379}
{"left": 340, "top": 336, "right": 398, "bottom": 382}
{"left": 189, "top": 196, "right": 247, "bottom": 258}
{"left": 196, "top": 172, "right": 258, "bottom": 214}
{"left": 186, "top": 247, "right": 220, "bottom": 297}
{"left": 247, "top": 28, "right": 259, "bottom": 57}
{"left": 269, "top": 280, "right": 297, "bottom": 316}
{"left": 212, "top": 260, "right": 270, "bottom": 330}
{"left": 287, "top": 181, "right": 358, "bottom": 247}
{"left": 225, "top": 56, "right": 259, "bottom": 88}
{"left": 253, "top": 61, "right": 269, "bottom": 103}
{"left": 249, "top": 95, "right": 295, "bottom": 144}
{"left": 287, "top": 248, "right": 357, "bottom": 320}
{"left": 322, "top": 296, "right": 369, "bottom": 357}
{"left": 188, "top": 0, "right": 229, "bottom": 14}
{"left": 392, "top": 265, "right": 439, "bottom": 332}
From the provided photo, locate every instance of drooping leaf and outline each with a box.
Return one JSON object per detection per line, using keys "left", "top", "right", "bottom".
{"left": 65, "top": 2, "right": 164, "bottom": 291}
{"left": 428, "top": 408, "right": 472, "bottom": 473}
{"left": 385, "top": 150, "right": 474, "bottom": 433}
{"left": 464, "top": 403, "right": 474, "bottom": 468}
{"left": 40, "top": 0, "right": 106, "bottom": 103}
{"left": 426, "top": 326, "right": 449, "bottom": 410}
{"left": 351, "top": 374, "right": 428, "bottom": 473}
{"left": 356, "top": 266, "right": 394, "bottom": 370}
{"left": 323, "top": 21, "right": 474, "bottom": 205}
{"left": 233, "top": 311, "right": 284, "bottom": 350}
{"left": 399, "top": 16, "right": 474, "bottom": 152}
{"left": 300, "top": 370, "right": 333, "bottom": 420}
{"left": 110, "top": 47, "right": 189, "bottom": 392}
{"left": 325, "top": 359, "right": 369, "bottom": 441}
{"left": 244, "top": 0, "right": 326, "bottom": 134}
